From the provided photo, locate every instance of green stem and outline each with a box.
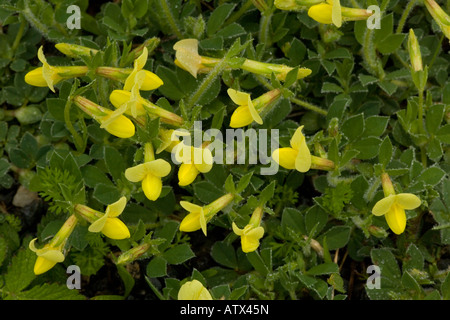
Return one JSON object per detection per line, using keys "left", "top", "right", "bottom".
{"left": 259, "top": 11, "right": 272, "bottom": 48}
{"left": 187, "top": 57, "right": 229, "bottom": 110}
{"left": 64, "top": 99, "right": 86, "bottom": 153}
{"left": 290, "top": 97, "right": 328, "bottom": 116}
{"left": 396, "top": 0, "right": 416, "bottom": 33}
{"left": 158, "top": 0, "right": 183, "bottom": 39}
{"left": 21, "top": 0, "right": 49, "bottom": 37}
{"left": 11, "top": 18, "right": 26, "bottom": 54}
{"left": 144, "top": 142, "right": 155, "bottom": 162}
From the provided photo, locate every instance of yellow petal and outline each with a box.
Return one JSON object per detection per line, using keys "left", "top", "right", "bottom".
{"left": 385, "top": 204, "right": 406, "bottom": 235}
{"left": 178, "top": 163, "right": 200, "bottom": 186}
{"left": 199, "top": 209, "right": 207, "bottom": 236}
{"left": 227, "top": 88, "right": 251, "bottom": 106}
{"left": 102, "top": 114, "right": 135, "bottom": 138}
{"left": 109, "top": 90, "right": 146, "bottom": 116}
{"left": 34, "top": 256, "right": 58, "bottom": 275}
{"left": 101, "top": 218, "right": 131, "bottom": 240}
{"left": 395, "top": 193, "right": 421, "bottom": 210}
{"left": 372, "top": 195, "right": 396, "bottom": 216}
{"left": 24, "top": 68, "right": 48, "bottom": 87}
{"left": 106, "top": 196, "right": 127, "bottom": 218}
{"left": 230, "top": 105, "right": 254, "bottom": 128}
{"left": 135, "top": 47, "right": 148, "bottom": 70}
{"left": 232, "top": 222, "right": 244, "bottom": 236}
{"left": 39, "top": 249, "right": 65, "bottom": 263}
{"left": 194, "top": 148, "right": 213, "bottom": 173}
{"left": 125, "top": 163, "right": 147, "bottom": 182}
{"left": 241, "top": 226, "right": 265, "bottom": 253}
{"left": 331, "top": 0, "right": 342, "bottom": 27}
{"left": 179, "top": 211, "right": 202, "bottom": 232}
{"left": 308, "top": 3, "right": 333, "bottom": 24}
{"left": 140, "top": 70, "right": 164, "bottom": 90}
{"left": 180, "top": 201, "right": 203, "bottom": 213}
{"left": 173, "top": 39, "right": 202, "bottom": 78}
{"left": 290, "top": 125, "right": 305, "bottom": 150}
{"left": 272, "top": 147, "right": 298, "bottom": 170}
{"left": 38, "top": 46, "right": 57, "bottom": 92}
{"left": 247, "top": 96, "right": 263, "bottom": 125}
{"left": 144, "top": 159, "right": 172, "bottom": 177}
{"left": 295, "top": 137, "right": 311, "bottom": 173}
{"left": 88, "top": 214, "right": 108, "bottom": 233}
{"left": 142, "top": 173, "right": 163, "bottom": 201}
{"left": 178, "top": 280, "right": 213, "bottom": 300}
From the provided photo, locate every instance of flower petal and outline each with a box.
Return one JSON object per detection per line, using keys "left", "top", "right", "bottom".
{"left": 229, "top": 105, "right": 254, "bottom": 128}
{"left": 125, "top": 163, "right": 147, "bottom": 182}
{"left": 232, "top": 222, "right": 243, "bottom": 236}
{"left": 395, "top": 193, "right": 421, "bottom": 210}
{"left": 272, "top": 147, "right": 298, "bottom": 170}
{"left": 34, "top": 256, "right": 58, "bottom": 275}
{"left": 194, "top": 148, "right": 213, "bottom": 173}
{"left": 180, "top": 201, "right": 203, "bottom": 213}
{"left": 372, "top": 195, "right": 395, "bottom": 216}
{"left": 39, "top": 249, "right": 65, "bottom": 263}
{"left": 88, "top": 214, "right": 108, "bottom": 233}
{"left": 179, "top": 211, "right": 202, "bottom": 232}
{"left": 178, "top": 280, "right": 212, "bottom": 300}
{"left": 101, "top": 218, "right": 131, "bottom": 240}
{"left": 24, "top": 68, "right": 48, "bottom": 87}
{"left": 178, "top": 163, "right": 199, "bottom": 186}
{"left": 385, "top": 204, "right": 406, "bottom": 235}
{"left": 173, "top": 39, "right": 202, "bottom": 78}
{"left": 308, "top": 3, "right": 333, "bottom": 24}
{"left": 290, "top": 125, "right": 305, "bottom": 150}
{"left": 294, "top": 137, "right": 311, "bottom": 173}
{"left": 37, "top": 46, "right": 56, "bottom": 92}
{"left": 227, "top": 88, "right": 250, "bottom": 106}
{"left": 247, "top": 95, "right": 263, "bottom": 125}
{"left": 199, "top": 210, "right": 207, "bottom": 236}
{"left": 142, "top": 173, "right": 163, "bottom": 201}
{"left": 144, "top": 159, "right": 172, "bottom": 177}
{"left": 105, "top": 196, "right": 127, "bottom": 218}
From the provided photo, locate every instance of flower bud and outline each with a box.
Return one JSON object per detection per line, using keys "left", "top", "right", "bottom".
{"left": 408, "top": 29, "right": 423, "bottom": 72}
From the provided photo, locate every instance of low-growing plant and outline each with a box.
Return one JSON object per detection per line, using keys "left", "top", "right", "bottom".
{"left": 0, "top": 0, "right": 449, "bottom": 301}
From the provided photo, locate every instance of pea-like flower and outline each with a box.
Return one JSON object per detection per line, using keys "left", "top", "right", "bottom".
{"left": 125, "top": 158, "right": 171, "bottom": 201}
{"left": 174, "top": 143, "right": 213, "bottom": 186}
{"left": 29, "top": 214, "right": 78, "bottom": 275}
{"left": 29, "top": 240, "right": 65, "bottom": 275}
{"left": 179, "top": 193, "right": 234, "bottom": 236}
{"left": 24, "top": 46, "right": 88, "bottom": 92}
{"left": 73, "top": 95, "right": 135, "bottom": 139}
{"left": 228, "top": 89, "right": 263, "bottom": 128}
{"left": 122, "top": 47, "right": 164, "bottom": 91}
{"left": 88, "top": 197, "right": 131, "bottom": 240}
{"left": 272, "top": 125, "right": 311, "bottom": 173}
{"left": 178, "top": 280, "right": 213, "bottom": 300}
{"left": 424, "top": 0, "right": 450, "bottom": 40}
{"left": 307, "top": 0, "right": 373, "bottom": 27}
{"left": 75, "top": 197, "right": 131, "bottom": 240}
{"left": 372, "top": 173, "right": 422, "bottom": 235}
{"left": 232, "top": 206, "right": 265, "bottom": 253}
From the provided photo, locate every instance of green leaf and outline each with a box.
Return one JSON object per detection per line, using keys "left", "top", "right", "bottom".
{"left": 306, "top": 262, "right": 339, "bottom": 276}
{"left": 442, "top": 271, "right": 450, "bottom": 300}
{"left": 117, "top": 264, "right": 135, "bottom": 298}
{"left": 378, "top": 136, "right": 393, "bottom": 168}
{"left": 207, "top": 3, "right": 236, "bottom": 37}
{"left": 15, "top": 283, "right": 85, "bottom": 300}
{"left": 210, "top": 241, "right": 237, "bottom": 269}
{"left": 193, "top": 180, "right": 224, "bottom": 203}
{"left": 104, "top": 146, "right": 126, "bottom": 183}
{"left": 318, "top": 226, "right": 351, "bottom": 250}
{"left": 341, "top": 114, "right": 364, "bottom": 142}
{"left": 370, "top": 248, "right": 401, "bottom": 287}
{"left": 162, "top": 243, "right": 195, "bottom": 265}
{"left": 146, "top": 256, "right": 168, "bottom": 278}
{"left": 426, "top": 104, "right": 445, "bottom": 135}
{"left": 352, "top": 137, "right": 382, "bottom": 160}
{"left": 281, "top": 207, "right": 306, "bottom": 234}
{"left": 4, "top": 247, "right": 36, "bottom": 294}
{"left": 416, "top": 166, "right": 446, "bottom": 186}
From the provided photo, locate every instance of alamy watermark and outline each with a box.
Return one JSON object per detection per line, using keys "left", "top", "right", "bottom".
{"left": 366, "top": 265, "right": 381, "bottom": 289}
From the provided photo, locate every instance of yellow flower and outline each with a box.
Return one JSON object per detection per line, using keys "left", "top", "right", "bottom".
{"left": 173, "top": 39, "right": 205, "bottom": 78}
{"left": 73, "top": 96, "right": 135, "bottom": 139}
{"left": 228, "top": 88, "right": 263, "bottom": 128}
{"left": 125, "top": 158, "right": 171, "bottom": 201}
{"left": 272, "top": 125, "right": 311, "bottom": 173}
{"left": 24, "top": 46, "right": 88, "bottom": 92}
{"left": 28, "top": 214, "right": 78, "bottom": 275}
{"left": 179, "top": 193, "right": 234, "bottom": 236}
{"left": 29, "top": 239, "right": 65, "bottom": 275}
{"left": 179, "top": 201, "right": 208, "bottom": 235}
{"left": 232, "top": 224, "right": 265, "bottom": 253}
{"left": 174, "top": 143, "right": 213, "bottom": 186}
{"left": 307, "top": 0, "right": 372, "bottom": 27}
{"left": 308, "top": 2, "right": 334, "bottom": 24}
{"left": 372, "top": 193, "right": 421, "bottom": 235}
{"left": 178, "top": 280, "right": 213, "bottom": 300}
{"left": 88, "top": 197, "right": 131, "bottom": 240}
{"left": 424, "top": 0, "right": 450, "bottom": 41}
{"left": 123, "top": 47, "right": 163, "bottom": 91}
